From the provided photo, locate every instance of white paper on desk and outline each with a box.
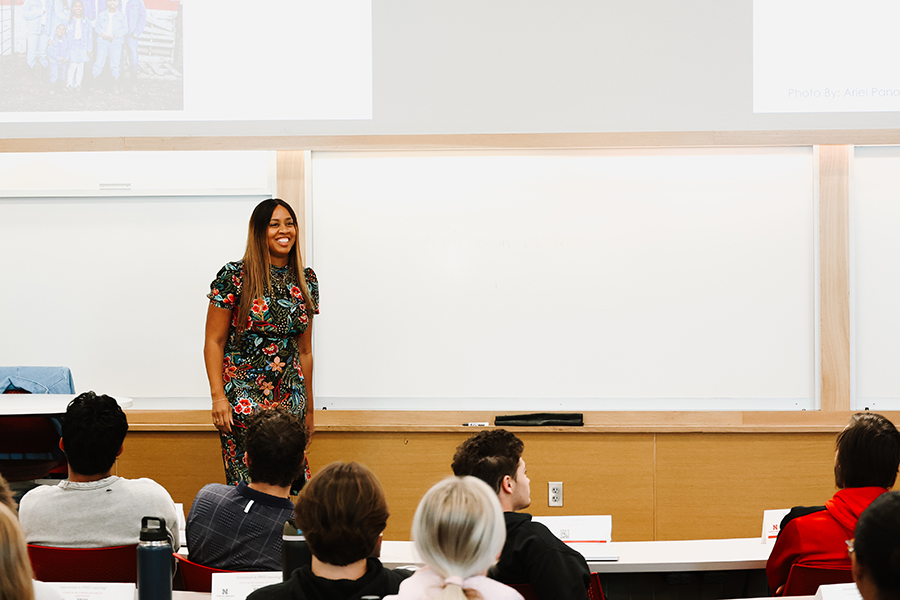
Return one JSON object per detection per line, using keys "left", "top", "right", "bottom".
{"left": 815, "top": 583, "right": 862, "bottom": 600}
{"left": 532, "top": 515, "right": 612, "bottom": 543}
{"left": 566, "top": 542, "right": 619, "bottom": 561}
{"left": 761, "top": 508, "right": 790, "bottom": 543}
{"left": 212, "top": 571, "right": 282, "bottom": 600}
{"left": 47, "top": 582, "right": 135, "bottom": 599}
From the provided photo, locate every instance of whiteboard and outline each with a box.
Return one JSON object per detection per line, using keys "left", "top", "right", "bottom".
{"left": 851, "top": 146, "right": 900, "bottom": 410}
{"left": 0, "top": 153, "right": 274, "bottom": 400}
{"left": 310, "top": 148, "right": 817, "bottom": 411}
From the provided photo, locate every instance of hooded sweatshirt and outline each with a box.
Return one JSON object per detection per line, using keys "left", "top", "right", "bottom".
{"left": 765, "top": 486, "right": 889, "bottom": 594}
{"left": 247, "top": 558, "right": 410, "bottom": 600}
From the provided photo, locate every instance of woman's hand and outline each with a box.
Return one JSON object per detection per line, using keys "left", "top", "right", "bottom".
{"left": 212, "top": 398, "right": 233, "bottom": 434}
{"left": 204, "top": 304, "right": 233, "bottom": 433}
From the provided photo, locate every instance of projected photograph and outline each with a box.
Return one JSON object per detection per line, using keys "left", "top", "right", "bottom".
{"left": 754, "top": 0, "right": 900, "bottom": 113}
{"left": 0, "top": 0, "right": 183, "bottom": 112}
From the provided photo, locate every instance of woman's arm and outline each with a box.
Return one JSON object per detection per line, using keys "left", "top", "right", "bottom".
{"left": 204, "top": 304, "right": 234, "bottom": 434}
{"left": 296, "top": 327, "right": 314, "bottom": 445}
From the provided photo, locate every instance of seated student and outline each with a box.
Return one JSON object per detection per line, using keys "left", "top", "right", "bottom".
{"left": 0, "top": 477, "right": 62, "bottom": 600}
{"left": 767, "top": 413, "right": 900, "bottom": 595}
{"left": 18, "top": 391, "right": 180, "bottom": 549}
{"left": 248, "top": 462, "right": 411, "bottom": 600}
{"left": 852, "top": 491, "right": 900, "bottom": 600}
{"left": 451, "top": 430, "right": 590, "bottom": 600}
{"left": 386, "top": 476, "right": 523, "bottom": 600}
{"left": 187, "top": 408, "right": 306, "bottom": 571}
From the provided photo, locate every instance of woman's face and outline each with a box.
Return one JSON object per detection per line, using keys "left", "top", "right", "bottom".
{"left": 266, "top": 205, "right": 296, "bottom": 266}
{"left": 72, "top": 1, "right": 83, "bottom": 17}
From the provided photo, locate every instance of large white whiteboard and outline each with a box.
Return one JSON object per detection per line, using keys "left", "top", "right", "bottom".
{"left": 310, "top": 148, "right": 818, "bottom": 411}
{"left": 0, "top": 152, "right": 274, "bottom": 400}
{"left": 851, "top": 146, "right": 900, "bottom": 410}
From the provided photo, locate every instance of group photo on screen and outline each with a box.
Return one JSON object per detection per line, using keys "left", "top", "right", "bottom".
{"left": 0, "top": 0, "right": 183, "bottom": 112}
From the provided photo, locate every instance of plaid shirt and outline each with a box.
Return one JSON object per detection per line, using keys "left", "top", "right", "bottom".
{"left": 186, "top": 482, "right": 293, "bottom": 571}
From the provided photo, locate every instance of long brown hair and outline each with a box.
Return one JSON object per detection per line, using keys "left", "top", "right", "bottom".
{"left": 0, "top": 504, "right": 35, "bottom": 600}
{"left": 236, "top": 198, "right": 315, "bottom": 332}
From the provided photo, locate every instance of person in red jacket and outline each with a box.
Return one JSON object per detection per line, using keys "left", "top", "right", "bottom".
{"left": 766, "top": 413, "right": 900, "bottom": 595}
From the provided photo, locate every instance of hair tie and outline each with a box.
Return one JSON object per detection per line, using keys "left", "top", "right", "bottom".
{"left": 444, "top": 576, "right": 464, "bottom": 588}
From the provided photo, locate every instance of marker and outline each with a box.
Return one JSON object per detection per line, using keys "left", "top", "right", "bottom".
{"left": 462, "top": 422, "right": 490, "bottom": 427}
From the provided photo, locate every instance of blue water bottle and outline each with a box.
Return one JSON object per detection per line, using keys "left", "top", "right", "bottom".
{"left": 137, "top": 516, "right": 172, "bottom": 600}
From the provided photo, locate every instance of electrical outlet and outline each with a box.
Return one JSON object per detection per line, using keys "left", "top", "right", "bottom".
{"left": 548, "top": 481, "right": 563, "bottom": 507}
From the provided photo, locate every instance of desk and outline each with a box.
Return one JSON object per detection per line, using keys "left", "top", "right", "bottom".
{"left": 0, "top": 394, "right": 133, "bottom": 415}
{"left": 381, "top": 538, "right": 773, "bottom": 600}
{"left": 381, "top": 538, "right": 772, "bottom": 572}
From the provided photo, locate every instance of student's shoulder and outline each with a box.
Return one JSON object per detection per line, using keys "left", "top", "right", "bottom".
{"left": 779, "top": 504, "right": 828, "bottom": 533}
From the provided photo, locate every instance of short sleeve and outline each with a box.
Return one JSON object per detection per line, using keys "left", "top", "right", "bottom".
{"left": 304, "top": 267, "right": 320, "bottom": 314}
{"left": 208, "top": 262, "right": 242, "bottom": 310}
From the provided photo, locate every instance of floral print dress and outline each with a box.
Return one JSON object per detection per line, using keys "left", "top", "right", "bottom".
{"left": 208, "top": 261, "right": 319, "bottom": 485}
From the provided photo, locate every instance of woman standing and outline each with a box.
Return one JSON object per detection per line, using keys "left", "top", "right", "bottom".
{"left": 204, "top": 198, "right": 318, "bottom": 486}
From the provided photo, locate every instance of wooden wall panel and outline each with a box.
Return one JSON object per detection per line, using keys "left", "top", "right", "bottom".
{"left": 514, "top": 433, "right": 655, "bottom": 541}
{"left": 819, "top": 145, "right": 851, "bottom": 411}
{"left": 655, "top": 433, "right": 837, "bottom": 540}
{"left": 115, "top": 428, "right": 857, "bottom": 543}
{"left": 115, "top": 431, "right": 225, "bottom": 509}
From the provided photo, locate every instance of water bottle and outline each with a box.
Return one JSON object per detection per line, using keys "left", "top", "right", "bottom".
{"left": 137, "top": 516, "right": 172, "bottom": 600}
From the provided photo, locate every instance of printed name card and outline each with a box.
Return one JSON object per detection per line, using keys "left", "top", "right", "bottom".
{"left": 212, "top": 571, "right": 282, "bottom": 600}
{"left": 47, "top": 582, "right": 135, "bottom": 600}
{"left": 532, "top": 515, "right": 612, "bottom": 543}
{"left": 815, "top": 583, "right": 863, "bottom": 600}
{"left": 761, "top": 508, "right": 790, "bottom": 543}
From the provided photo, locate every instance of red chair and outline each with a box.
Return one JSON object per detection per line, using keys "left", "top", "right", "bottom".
{"left": 28, "top": 544, "right": 138, "bottom": 583}
{"left": 174, "top": 553, "right": 237, "bottom": 593}
{"left": 588, "top": 572, "right": 606, "bottom": 600}
{"left": 509, "top": 574, "right": 605, "bottom": 600}
{"left": 509, "top": 584, "right": 540, "bottom": 600}
{"left": 782, "top": 562, "right": 854, "bottom": 596}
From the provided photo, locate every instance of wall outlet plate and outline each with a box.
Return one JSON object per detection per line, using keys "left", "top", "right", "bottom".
{"left": 548, "top": 481, "right": 563, "bottom": 507}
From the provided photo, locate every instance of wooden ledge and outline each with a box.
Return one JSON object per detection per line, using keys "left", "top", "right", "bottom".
{"left": 123, "top": 409, "right": 900, "bottom": 434}
{"left": 6, "top": 130, "right": 900, "bottom": 153}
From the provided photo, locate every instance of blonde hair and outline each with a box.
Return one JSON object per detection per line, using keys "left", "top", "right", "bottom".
{"left": 412, "top": 476, "right": 506, "bottom": 600}
{"left": 237, "top": 198, "right": 315, "bottom": 333}
{"left": 0, "top": 504, "right": 34, "bottom": 600}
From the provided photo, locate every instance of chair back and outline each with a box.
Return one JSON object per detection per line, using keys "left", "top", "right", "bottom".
{"left": 588, "top": 572, "right": 606, "bottom": 600}
{"left": 174, "top": 553, "right": 236, "bottom": 593}
{"left": 28, "top": 544, "right": 138, "bottom": 583}
{"left": 509, "top": 584, "right": 541, "bottom": 600}
{"left": 782, "top": 562, "right": 854, "bottom": 596}
{"left": 0, "top": 389, "right": 67, "bottom": 482}
{"left": 510, "top": 577, "right": 604, "bottom": 600}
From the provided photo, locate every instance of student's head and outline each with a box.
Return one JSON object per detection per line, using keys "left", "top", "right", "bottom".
{"left": 852, "top": 491, "right": 900, "bottom": 600}
{"left": 0, "top": 474, "right": 15, "bottom": 513}
{"left": 72, "top": 0, "right": 83, "bottom": 17}
{"left": 0, "top": 504, "right": 34, "bottom": 600}
{"left": 61, "top": 391, "right": 128, "bottom": 476}
{"left": 244, "top": 408, "right": 307, "bottom": 487}
{"left": 292, "top": 462, "right": 388, "bottom": 567}
{"left": 106, "top": 0, "right": 117, "bottom": 11}
{"left": 412, "top": 476, "right": 506, "bottom": 593}
{"left": 834, "top": 413, "right": 900, "bottom": 489}
{"left": 451, "top": 429, "right": 530, "bottom": 510}
{"left": 55, "top": 23, "right": 66, "bottom": 37}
